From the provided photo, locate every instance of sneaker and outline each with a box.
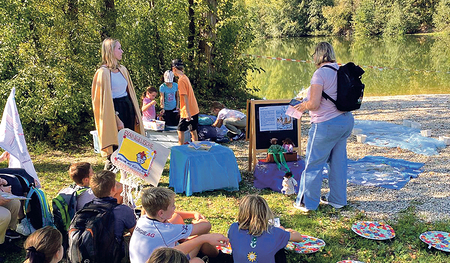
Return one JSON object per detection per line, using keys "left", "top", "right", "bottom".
{"left": 293, "top": 202, "right": 310, "bottom": 212}
{"left": 16, "top": 218, "right": 36, "bottom": 236}
{"left": 232, "top": 132, "right": 245, "bottom": 141}
{"left": 320, "top": 196, "right": 344, "bottom": 209}
{"left": 5, "top": 230, "right": 21, "bottom": 240}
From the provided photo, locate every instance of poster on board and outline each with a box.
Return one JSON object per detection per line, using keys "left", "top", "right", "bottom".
{"left": 111, "top": 128, "right": 170, "bottom": 186}
{"left": 259, "top": 105, "right": 293, "bottom": 132}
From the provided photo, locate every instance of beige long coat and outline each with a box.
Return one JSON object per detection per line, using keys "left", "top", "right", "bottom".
{"left": 92, "top": 65, "right": 144, "bottom": 157}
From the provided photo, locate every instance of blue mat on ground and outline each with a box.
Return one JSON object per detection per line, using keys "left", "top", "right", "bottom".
{"left": 254, "top": 159, "right": 305, "bottom": 193}
{"left": 354, "top": 120, "right": 446, "bottom": 156}
{"left": 345, "top": 156, "right": 425, "bottom": 189}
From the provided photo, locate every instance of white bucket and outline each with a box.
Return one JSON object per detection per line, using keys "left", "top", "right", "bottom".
{"left": 420, "top": 130, "right": 431, "bottom": 137}
{"left": 439, "top": 136, "right": 450, "bottom": 145}
{"left": 356, "top": 134, "right": 367, "bottom": 143}
{"left": 352, "top": 128, "right": 363, "bottom": 135}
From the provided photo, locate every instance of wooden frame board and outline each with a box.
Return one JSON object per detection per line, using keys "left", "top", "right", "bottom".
{"left": 247, "top": 99, "right": 301, "bottom": 171}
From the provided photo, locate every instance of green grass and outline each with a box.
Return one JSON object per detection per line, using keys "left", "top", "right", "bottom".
{"left": 2, "top": 147, "right": 450, "bottom": 263}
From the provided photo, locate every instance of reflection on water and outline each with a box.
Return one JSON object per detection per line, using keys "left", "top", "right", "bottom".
{"left": 247, "top": 35, "right": 450, "bottom": 99}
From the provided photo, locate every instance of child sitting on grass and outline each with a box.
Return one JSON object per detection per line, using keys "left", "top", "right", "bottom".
{"left": 228, "top": 195, "right": 303, "bottom": 263}
{"left": 129, "top": 187, "right": 230, "bottom": 263}
{"left": 24, "top": 226, "right": 63, "bottom": 263}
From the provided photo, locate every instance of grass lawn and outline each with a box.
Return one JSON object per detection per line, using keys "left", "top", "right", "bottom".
{"left": 2, "top": 145, "right": 450, "bottom": 263}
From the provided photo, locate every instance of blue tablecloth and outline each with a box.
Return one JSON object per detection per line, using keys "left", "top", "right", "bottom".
{"left": 169, "top": 144, "right": 241, "bottom": 196}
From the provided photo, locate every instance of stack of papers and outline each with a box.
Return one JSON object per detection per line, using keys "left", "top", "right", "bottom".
{"left": 188, "top": 141, "right": 215, "bottom": 151}
{"left": 0, "top": 192, "right": 30, "bottom": 200}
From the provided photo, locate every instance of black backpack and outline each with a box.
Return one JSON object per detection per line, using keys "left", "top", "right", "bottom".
{"left": 67, "top": 201, "right": 122, "bottom": 263}
{"left": 322, "top": 62, "right": 365, "bottom": 111}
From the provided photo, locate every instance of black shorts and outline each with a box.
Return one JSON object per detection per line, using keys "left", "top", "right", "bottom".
{"left": 163, "top": 109, "right": 180, "bottom": 126}
{"left": 177, "top": 114, "right": 199, "bottom": 132}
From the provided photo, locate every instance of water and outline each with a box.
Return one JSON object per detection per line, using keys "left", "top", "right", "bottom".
{"left": 246, "top": 35, "right": 450, "bottom": 99}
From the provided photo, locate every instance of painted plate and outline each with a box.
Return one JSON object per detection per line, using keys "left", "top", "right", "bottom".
{"left": 216, "top": 244, "right": 232, "bottom": 254}
{"left": 336, "top": 261, "right": 365, "bottom": 263}
{"left": 351, "top": 221, "right": 395, "bottom": 240}
{"left": 285, "top": 235, "right": 326, "bottom": 254}
{"left": 419, "top": 231, "right": 450, "bottom": 252}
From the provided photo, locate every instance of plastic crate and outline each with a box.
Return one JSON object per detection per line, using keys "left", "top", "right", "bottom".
{"left": 90, "top": 130, "right": 100, "bottom": 153}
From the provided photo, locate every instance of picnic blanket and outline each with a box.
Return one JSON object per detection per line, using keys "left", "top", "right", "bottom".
{"left": 345, "top": 156, "right": 425, "bottom": 189}
{"left": 254, "top": 159, "right": 305, "bottom": 192}
{"left": 354, "top": 120, "right": 446, "bottom": 156}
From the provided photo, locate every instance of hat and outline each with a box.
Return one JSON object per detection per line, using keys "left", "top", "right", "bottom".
{"left": 171, "top": 59, "right": 184, "bottom": 68}
{"left": 164, "top": 70, "right": 174, "bottom": 83}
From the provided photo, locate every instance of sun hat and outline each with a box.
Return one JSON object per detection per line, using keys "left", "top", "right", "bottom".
{"left": 164, "top": 70, "right": 174, "bottom": 83}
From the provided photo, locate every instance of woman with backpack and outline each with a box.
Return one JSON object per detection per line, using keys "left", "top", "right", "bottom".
{"left": 292, "top": 42, "right": 354, "bottom": 212}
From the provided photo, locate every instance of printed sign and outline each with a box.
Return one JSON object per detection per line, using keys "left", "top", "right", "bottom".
{"left": 259, "top": 105, "right": 293, "bottom": 132}
{"left": 111, "top": 129, "right": 170, "bottom": 186}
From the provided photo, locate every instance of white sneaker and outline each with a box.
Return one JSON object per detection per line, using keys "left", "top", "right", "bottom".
{"left": 293, "top": 202, "right": 310, "bottom": 212}
{"left": 320, "top": 196, "right": 344, "bottom": 209}
{"left": 16, "top": 218, "right": 36, "bottom": 236}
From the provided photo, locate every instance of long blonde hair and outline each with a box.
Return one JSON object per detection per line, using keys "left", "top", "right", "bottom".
{"left": 237, "top": 195, "right": 274, "bottom": 236}
{"left": 101, "top": 38, "right": 120, "bottom": 69}
{"left": 147, "top": 247, "right": 189, "bottom": 263}
{"left": 312, "top": 41, "right": 336, "bottom": 66}
{"left": 24, "top": 226, "right": 62, "bottom": 263}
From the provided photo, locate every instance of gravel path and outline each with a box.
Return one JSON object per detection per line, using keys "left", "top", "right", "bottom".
{"left": 230, "top": 95, "right": 450, "bottom": 223}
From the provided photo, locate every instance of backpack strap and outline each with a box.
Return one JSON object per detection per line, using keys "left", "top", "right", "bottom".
{"left": 320, "top": 64, "right": 338, "bottom": 104}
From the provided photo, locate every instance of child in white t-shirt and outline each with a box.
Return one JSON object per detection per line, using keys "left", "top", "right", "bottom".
{"left": 211, "top": 101, "right": 246, "bottom": 141}
{"left": 129, "top": 187, "right": 230, "bottom": 263}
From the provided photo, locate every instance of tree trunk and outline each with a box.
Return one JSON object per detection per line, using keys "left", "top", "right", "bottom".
{"left": 100, "top": 0, "right": 117, "bottom": 40}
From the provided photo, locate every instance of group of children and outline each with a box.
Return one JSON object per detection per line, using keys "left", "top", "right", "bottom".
{"left": 141, "top": 68, "right": 247, "bottom": 143}
{"left": 141, "top": 70, "right": 180, "bottom": 127}
{"left": 17, "top": 161, "right": 302, "bottom": 263}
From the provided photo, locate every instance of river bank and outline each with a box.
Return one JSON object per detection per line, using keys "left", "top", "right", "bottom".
{"left": 229, "top": 94, "right": 450, "bottom": 223}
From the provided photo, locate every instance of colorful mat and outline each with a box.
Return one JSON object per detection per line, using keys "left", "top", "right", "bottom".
{"left": 217, "top": 234, "right": 325, "bottom": 255}
{"left": 419, "top": 231, "right": 450, "bottom": 252}
{"left": 351, "top": 221, "right": 395, "bottom": 240}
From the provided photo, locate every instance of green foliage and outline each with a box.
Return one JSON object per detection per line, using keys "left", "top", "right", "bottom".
{"left": 0, "top": 0, "right": 254, "bottom": 147}
{"left": 322, "top": 0, "right": 353, "bottom": 36}
{"left": 434, "top": 0, "right": 450, "bottom": 32}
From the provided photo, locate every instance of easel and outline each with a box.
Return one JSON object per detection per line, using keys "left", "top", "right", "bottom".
{"left": 247, "top": 99, "right": 301, "bottom": 171}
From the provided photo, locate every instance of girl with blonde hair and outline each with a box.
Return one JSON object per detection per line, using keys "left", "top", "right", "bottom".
{"left": 228, "top": 195, "right": 302, "bottom": 263}
{"left": 23, "top": 226, "right": 63, "bottom": 263}
{"left": 92, "top": 38, "right": 144, "bottom": 170}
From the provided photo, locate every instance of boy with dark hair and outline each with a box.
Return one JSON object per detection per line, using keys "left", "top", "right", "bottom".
{"left": 68, "top": 162, "right": 95, "bottom": 210}
{"left": 89, "top": 170, "right": 136, "bottom": 260}
{"left": 129, "top": 187, "right": 230, "bottom": 263}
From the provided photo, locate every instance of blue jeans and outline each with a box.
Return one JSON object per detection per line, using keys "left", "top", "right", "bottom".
{"left": 295, "top": 112, "right": 354, "bottom": 210}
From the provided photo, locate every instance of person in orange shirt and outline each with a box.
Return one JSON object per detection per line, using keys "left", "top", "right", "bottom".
{"left": 171, "top": 59, "right": 199, "bottom": 145}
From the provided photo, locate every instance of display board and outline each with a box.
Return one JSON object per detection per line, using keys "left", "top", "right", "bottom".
{"left": 247, "top": 99, "right": 301, "bottom": 171}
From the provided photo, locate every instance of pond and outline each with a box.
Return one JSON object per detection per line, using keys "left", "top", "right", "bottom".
{"left": 246, "top": 35, "right": 450, "bottom": 99}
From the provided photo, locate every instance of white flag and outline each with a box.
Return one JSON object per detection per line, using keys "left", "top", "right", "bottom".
{"left": 0, "top": 88, "right": 40, "bottom": 187}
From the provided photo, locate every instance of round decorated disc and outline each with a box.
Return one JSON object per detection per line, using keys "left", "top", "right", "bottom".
{"left": 419, "top": 231, "right": 450, "bottom": 252}
{"left": 351, "top": 221, "right": 395, "bottom": 240}
{"left": 285, "top": 235, "right": 326, "bottom": 254}
{"left": 216, "top": 244, "right": 232, "bottom": 254}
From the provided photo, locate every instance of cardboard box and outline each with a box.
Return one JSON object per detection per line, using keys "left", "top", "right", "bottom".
{"left": 266, "top": 152, "right": 298, "bottom": 162}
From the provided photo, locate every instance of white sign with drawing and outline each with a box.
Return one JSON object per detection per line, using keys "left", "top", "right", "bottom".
{"left": 259, "top": 105, "right": 293, "bottom": 132}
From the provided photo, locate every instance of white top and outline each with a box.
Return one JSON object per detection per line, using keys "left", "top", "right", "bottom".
{"left": 111, "top": 71, "right": 128, "bottom": 99}
{"left": 217, "top": 108, "right": 246, "bottom": 120}
{"left": 129, "top": 217, "right": 193, "bottom": 263}
{"left": 308, "top": 63, "right": 343, "bottom": 123}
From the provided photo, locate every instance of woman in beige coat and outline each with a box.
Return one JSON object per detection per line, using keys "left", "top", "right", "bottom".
{"left": 92, "top": 38, "right": 144, "bottom": 169}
